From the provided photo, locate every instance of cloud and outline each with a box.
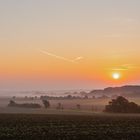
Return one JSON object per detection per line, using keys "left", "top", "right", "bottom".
{"left": 39, "top": 49, "right": 83, "bottom": 63}
{"left": 73, "top": 57, "right": 84, "bottom": 61}
{"left": 107, "top": 64, "right": 138, "bottom": 71}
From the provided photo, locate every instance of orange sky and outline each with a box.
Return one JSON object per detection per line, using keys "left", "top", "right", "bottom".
{"left": 0, "top": 1, "right": 140, "bottom": 90}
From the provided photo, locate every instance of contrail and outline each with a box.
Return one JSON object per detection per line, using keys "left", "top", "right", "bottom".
{"left": 39, "top": 50, "right": 83, "bottom": 63}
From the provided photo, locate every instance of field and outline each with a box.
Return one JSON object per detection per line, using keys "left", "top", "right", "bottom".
{"left": 0, "top": 114, "right": 140, "bottom": 140}
{"left": 0, "top": 97, "right": 140, "bottom": 139}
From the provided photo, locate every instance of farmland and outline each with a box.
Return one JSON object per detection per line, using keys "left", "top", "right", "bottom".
{"left": 0, "top": 114, "right": 140, "bottom": 140}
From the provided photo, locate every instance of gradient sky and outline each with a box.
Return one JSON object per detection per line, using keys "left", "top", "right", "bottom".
{"left": 0, "top": 0, "right": 140, "bottom": 90}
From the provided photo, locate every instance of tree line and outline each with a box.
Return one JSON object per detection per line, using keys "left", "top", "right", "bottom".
{"left": 8, "top": 99, "right": 50, "bottom": 109}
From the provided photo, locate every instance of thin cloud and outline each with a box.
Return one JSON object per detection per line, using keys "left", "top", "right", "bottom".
{"left": 107, "top": 64, "right": 138, "bottom": 71}
{"left": 73, "top": 57, "right": 84, "bottom": 61}
{"left": 39, "top": 49, "right": 83, "bottom": 63}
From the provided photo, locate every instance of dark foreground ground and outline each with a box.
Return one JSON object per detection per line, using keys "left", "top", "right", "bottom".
{"left": 0, "top": 114, "right": 140, "bottom": 140}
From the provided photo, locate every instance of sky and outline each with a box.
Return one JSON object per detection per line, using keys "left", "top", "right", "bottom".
{"left": 0, "top": 0, "right": 140, "bottom": 90}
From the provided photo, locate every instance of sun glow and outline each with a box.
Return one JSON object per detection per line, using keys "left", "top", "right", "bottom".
{"left": 112, "top": 73, "right": 121, "bottom": 80}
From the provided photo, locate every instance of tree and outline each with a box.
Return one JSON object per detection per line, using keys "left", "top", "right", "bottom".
{"left": 76, "top": 104, "right": 81, "bottom": 110}
{"left": 56, "top": 103, "right": 63, "bottom": 110}
{"left": 8, "top": 100, "right": 41, "bottom": 108}
{"left": 42, "top": 99, "right": 50, "bottom": 108}
{"left": 12, "top": 96, "right": 16, "bottom": 99}
{"left": 84, "top": 95, "right": 88, "bottom": 99}
{"left": 104, "top": 96, "right": 140, "bottom": 113}
{"left": 8, "top": 100, "right": 16, "bottom": 107}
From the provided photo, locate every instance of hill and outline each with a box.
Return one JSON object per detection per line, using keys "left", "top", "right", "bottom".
{"left": 89, "top": 85, "right": 140, "bottom": 97}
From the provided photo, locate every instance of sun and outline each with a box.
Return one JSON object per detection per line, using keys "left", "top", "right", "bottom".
{"left": 112, "top": 73, "right": 121, "bottom": 80}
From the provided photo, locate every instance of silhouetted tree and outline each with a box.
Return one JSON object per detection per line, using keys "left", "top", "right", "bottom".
{"left": 67, "top": 95, "right": 72, "bottom": 99}
{"left": 24, "top": 96, "right": 28, "bottom": 99}
{"left": 91, "top": 105, "right": 94, "bottom": 111}
{"left": 8, "top": 100, "right": 41, "bottom": 108}
{"left": 42, "top": 99, "right": 50, "bottom": 108}
{"left": 12, "top": 96, "right": 16, "bottom": 99}
{"left": 34, "top": 96, "right": 38, "bottom": 99}
{"left": 76, "top": 104, "right": 81, "bottom": 110}
{"left": 84, "top": 95, "right": 88, "bottom": 99}
{"left": 56, "top": 103, "right": 63, "bottom": 110}
{"left": 8, "top": 100, "right": 16, "bottom": 107}
{"left": 104, "top": 96, "right": 140, "bottom": 113}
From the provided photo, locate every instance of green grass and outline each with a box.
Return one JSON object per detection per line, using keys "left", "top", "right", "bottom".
{"left": 0, "top": 114, "right": 140, "bottom": 140}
